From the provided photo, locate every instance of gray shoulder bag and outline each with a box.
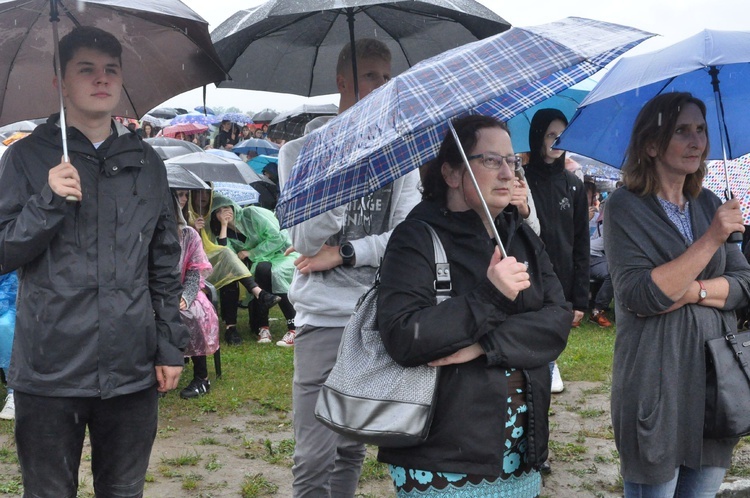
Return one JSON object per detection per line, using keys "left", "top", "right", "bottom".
{"left": 314, "top": 222, "right": 450, "bottom": 448}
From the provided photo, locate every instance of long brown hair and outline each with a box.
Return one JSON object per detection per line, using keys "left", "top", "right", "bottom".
{"left": 622, "top": 92, "right": 709, "bottom": 198}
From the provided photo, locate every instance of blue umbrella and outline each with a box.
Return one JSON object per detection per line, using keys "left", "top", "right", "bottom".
{"left": 194, "top": 105, "right": 216, "bottom": 115}
{"left": 234, "top": 138, "right": 280, "bottom": 157}
{"left": 276, "top": 17, "right": 653, "bottom": 228}
{"left": 248, "top": 154, "right": 278, "bottom": 175}
{"left": 557, "top": 29, "right": 750, "bottom": 168}
{"left": 506, "top": 85, "right": 591, "bottom": 153}
{"left": 217, "top": 112, "right": 254, "bottom": 125}
{"left": 212, "top": 182, "right": 261, "bottom": 206}
{"left": 170, "top": 113, "right": 218, "bottom": 127}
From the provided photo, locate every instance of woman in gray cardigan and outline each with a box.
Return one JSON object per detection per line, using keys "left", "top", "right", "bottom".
{"left": 604, "top": 92, "right": 750, "bottom": 496}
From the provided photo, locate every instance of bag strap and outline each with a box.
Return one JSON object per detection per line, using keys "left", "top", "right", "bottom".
{"left": 724, "top": 333, "right": 750, "bottom": 380}
{"left": 415, "top": 221, "right": 452, "bottom": 304}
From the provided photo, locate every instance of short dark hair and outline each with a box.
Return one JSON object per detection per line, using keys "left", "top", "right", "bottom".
{"left": 336, "top": 38, "right": 391, "bottom": 76}
{"left": 421, "top": 115, "right": 509, "bottom": 202}
{"left": 622, "top": 92, "right": 709, "bottom": 198}
{"left": 58, "top": 26, "right": 122, "bottom": 76}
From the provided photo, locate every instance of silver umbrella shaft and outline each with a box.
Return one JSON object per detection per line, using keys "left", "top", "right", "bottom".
{"left": 51, "top": 1, "right": 77, "bottom": 203}
{"left": 447, "top": 120, "right": 507, "bottom": 258}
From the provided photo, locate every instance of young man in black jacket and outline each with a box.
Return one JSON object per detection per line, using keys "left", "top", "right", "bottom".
{"left": 0, "top": 26, "right": 188, "bottom": 497}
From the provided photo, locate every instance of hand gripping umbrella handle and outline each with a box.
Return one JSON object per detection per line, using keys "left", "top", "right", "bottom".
{"left": 50, "top": 0, "right": 77, "bottom": 203}
{"left": 710, "top": 66, "right": 742, "bottom": 244}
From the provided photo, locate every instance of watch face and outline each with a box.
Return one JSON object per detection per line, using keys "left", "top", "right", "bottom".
{"left": 700, "top": 290, "right": 707, "bottom": 298}
{"left": 340, "top": 243, "right": 354, "bottom": 259}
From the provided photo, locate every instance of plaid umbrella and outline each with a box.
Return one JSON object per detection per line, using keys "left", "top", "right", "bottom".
{"left": 267, "top": 103, "right": 339, "bottom": 142}
{"left": 276, "top": 17, "right": 654, "bottom": 228}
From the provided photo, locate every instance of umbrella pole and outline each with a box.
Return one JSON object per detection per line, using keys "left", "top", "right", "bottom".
{"left": 50, "top": 0, "right": 77, "bottom": 203}
{"left": 447, "top": 120, "right": 507, "bottom": 258}
{"left": 346, "top": 8, "right": 360, "bottom": 102}
{"left": 709, "top": 66, "right": 742, "bottom": 244}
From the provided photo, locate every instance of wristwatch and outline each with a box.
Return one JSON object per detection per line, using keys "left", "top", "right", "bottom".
{"left": 697, "top": 280, "right": 707, "bottom": 303}
{"left": 339, "top": 242, "right": 356, "bottom": 267}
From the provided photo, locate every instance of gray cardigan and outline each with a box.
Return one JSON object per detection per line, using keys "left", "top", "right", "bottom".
{"left": 604, "top": 187, "right": 750, "bottom": 484}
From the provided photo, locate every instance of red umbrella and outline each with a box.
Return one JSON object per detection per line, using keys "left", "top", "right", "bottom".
{"left": 162, "top": 123, "right": 208, "bottom": 138}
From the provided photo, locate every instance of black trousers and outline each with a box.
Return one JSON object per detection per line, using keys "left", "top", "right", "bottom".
{"left": 15, "top": 387, "right": 158, "bottom": 498}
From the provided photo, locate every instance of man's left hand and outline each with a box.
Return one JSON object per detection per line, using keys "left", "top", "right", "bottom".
{"left": 155, "top": 365, "right": 183, "bottom": 392}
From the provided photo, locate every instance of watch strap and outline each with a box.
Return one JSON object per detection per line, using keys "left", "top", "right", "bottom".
{"left": 697, "top": 280, "right": 707, "bottom": 303}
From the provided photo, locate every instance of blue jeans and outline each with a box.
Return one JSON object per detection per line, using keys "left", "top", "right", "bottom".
{"left": 15, "top": 387, "right": 158, "bottom": 498}
{"left": 624, "top": 465, "right": 726, "bottom": 498}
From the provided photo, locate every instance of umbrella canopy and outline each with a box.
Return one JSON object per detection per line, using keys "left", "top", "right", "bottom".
{"left": 704, "top": 154, "right": 750, "bottom": 225}
{"left": 0, "top": 0, "right": 226, "bottom": 125}
{"left": 217, "top": 112, "right": 254, "bottom": 125}
{"left": 267, "top": 103, "right": 339, "bottom": 142}
{"left": 161, "top": 123, "right": 208, "bottom": 138}
{"left": 170, "top": 113, "right": 219, "bottom": 127}
{"left": 248, "top": 154, "right": 278, "bottom": 175}
{"left": 557, "top": 29, "right": 750, "bottom": 167}
{"left": 0, "top": 120, "right": 39, "bottom": 133}
{"left": 507, "top": 86, "right": 590, "bottom": 153}
{"left": 252, "top": 109, "right": 279, "bottom": 123}
{"left": 194, "top": 106, "right": 216, "bottom": 115}
{"left": 211, "top": 0, "right": 510, "bottom": 97}
{"left": 144, "top": 137, "right": 203, "bottom": 160}
{"left": 165, "top": 151, "right": 263, "bottom": 184}
{"left": 234, "top": 138, "right": 280, "bottom": 156}
{"left": 166, "top": 164, "right": 211, "bottom": 190}
{"left": 212, "top": 182, "right": 262, "bottom": 206}
{"left": 206, "top": 148, "right": 242, "bottom": 161}
{"left": 276, "top": 17, "right": 654, "bottom": 228}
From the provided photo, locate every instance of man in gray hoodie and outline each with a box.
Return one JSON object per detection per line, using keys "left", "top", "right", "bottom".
{"left": 278, "top": 39, "right": 420, "bottom": 497}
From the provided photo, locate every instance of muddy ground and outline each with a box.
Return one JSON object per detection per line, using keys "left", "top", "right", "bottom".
{"left": 0, "top": 380, "right": 748, "bottom": 497}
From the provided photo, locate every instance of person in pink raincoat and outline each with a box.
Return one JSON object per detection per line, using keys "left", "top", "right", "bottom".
{"left": 174, "top": 190, "right": 220, "bottom": 399}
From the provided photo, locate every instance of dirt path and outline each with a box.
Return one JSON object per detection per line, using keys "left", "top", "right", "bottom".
{"left": 0, "top": 381, "right": 748, "bottom": 497}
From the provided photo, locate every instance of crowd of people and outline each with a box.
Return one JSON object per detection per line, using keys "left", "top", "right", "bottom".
{"left": 0, "top": 21, "right": 747, "bottom": 498}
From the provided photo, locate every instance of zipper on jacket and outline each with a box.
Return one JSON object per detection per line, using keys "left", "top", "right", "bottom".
{"left": 73, "top": 191, "right": 82, "bottom": 248}
{"left": 523, "top": 369, "right": 539, "bottom": 467}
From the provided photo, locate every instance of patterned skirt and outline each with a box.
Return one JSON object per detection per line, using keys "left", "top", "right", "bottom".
{"left": 388, "top": 368, "right": 540, "bottom": 498}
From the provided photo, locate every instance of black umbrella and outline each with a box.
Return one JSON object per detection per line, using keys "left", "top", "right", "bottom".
{"left": 165, "top": 151, "right": 263, "bottom": 185}
{"left": 252, "top": 109, "right": 279, "bottom": 123}
{"left": 267, "top": 103, "right": 338, "bottom": 142}
{"left": 144, "top": 137, "right": 204, "bottom": 161}
{"left": 0, "top": 0, "right": 226, "bottom": 126}
{"left": 166, "top": 164, "right": 211, "bottom": 190}
{"left": 211, "top": 0, "right": 510, "bottom": 99}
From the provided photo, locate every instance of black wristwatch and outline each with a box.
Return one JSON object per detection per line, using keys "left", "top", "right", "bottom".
{"left": 339, "top": 241, "right": 356, "bottom": 267}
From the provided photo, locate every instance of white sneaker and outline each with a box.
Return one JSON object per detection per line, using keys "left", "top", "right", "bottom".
{"left": 257, "top": 327, "right": 272, "bottom": 344}
{"left": 551, "top": 363, "right": 564, "bottom": 393}
{"left": 276, "top": 330, "right": 295, "bottom": 347}
{"left": 0, "top": 394, "right": 15, "bottom": 420}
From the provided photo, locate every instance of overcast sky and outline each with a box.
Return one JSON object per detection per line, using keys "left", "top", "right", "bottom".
{"left": 160, "top": 0, "right": 750, "bottom": 114}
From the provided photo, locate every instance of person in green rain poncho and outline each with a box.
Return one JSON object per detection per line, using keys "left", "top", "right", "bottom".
{"left": 208, "top": 193, "right": 298, "bottom": 346}
{"left": 187, "top": 190, "right": 283, "bottom": 345}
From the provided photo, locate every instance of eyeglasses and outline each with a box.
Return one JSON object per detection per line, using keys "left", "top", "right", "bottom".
{"left": 466, "top": 153, "right": 523, "bottom": 171}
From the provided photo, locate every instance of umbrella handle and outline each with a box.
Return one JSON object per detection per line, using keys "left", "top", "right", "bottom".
{"left": 50, "top": 1, "right": 77, "bottom": 203}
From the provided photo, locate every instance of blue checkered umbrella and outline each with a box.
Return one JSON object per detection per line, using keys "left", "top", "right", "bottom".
{"left": 276, "top": 17, "right": 654, "bottom": 228}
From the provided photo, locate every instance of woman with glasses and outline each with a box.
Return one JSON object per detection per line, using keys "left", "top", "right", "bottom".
{"left": 376, "top": 114, "right": 571, "bottom": 497}
{"left": 524, "top": 108, "right": 590, "bottom": 399}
